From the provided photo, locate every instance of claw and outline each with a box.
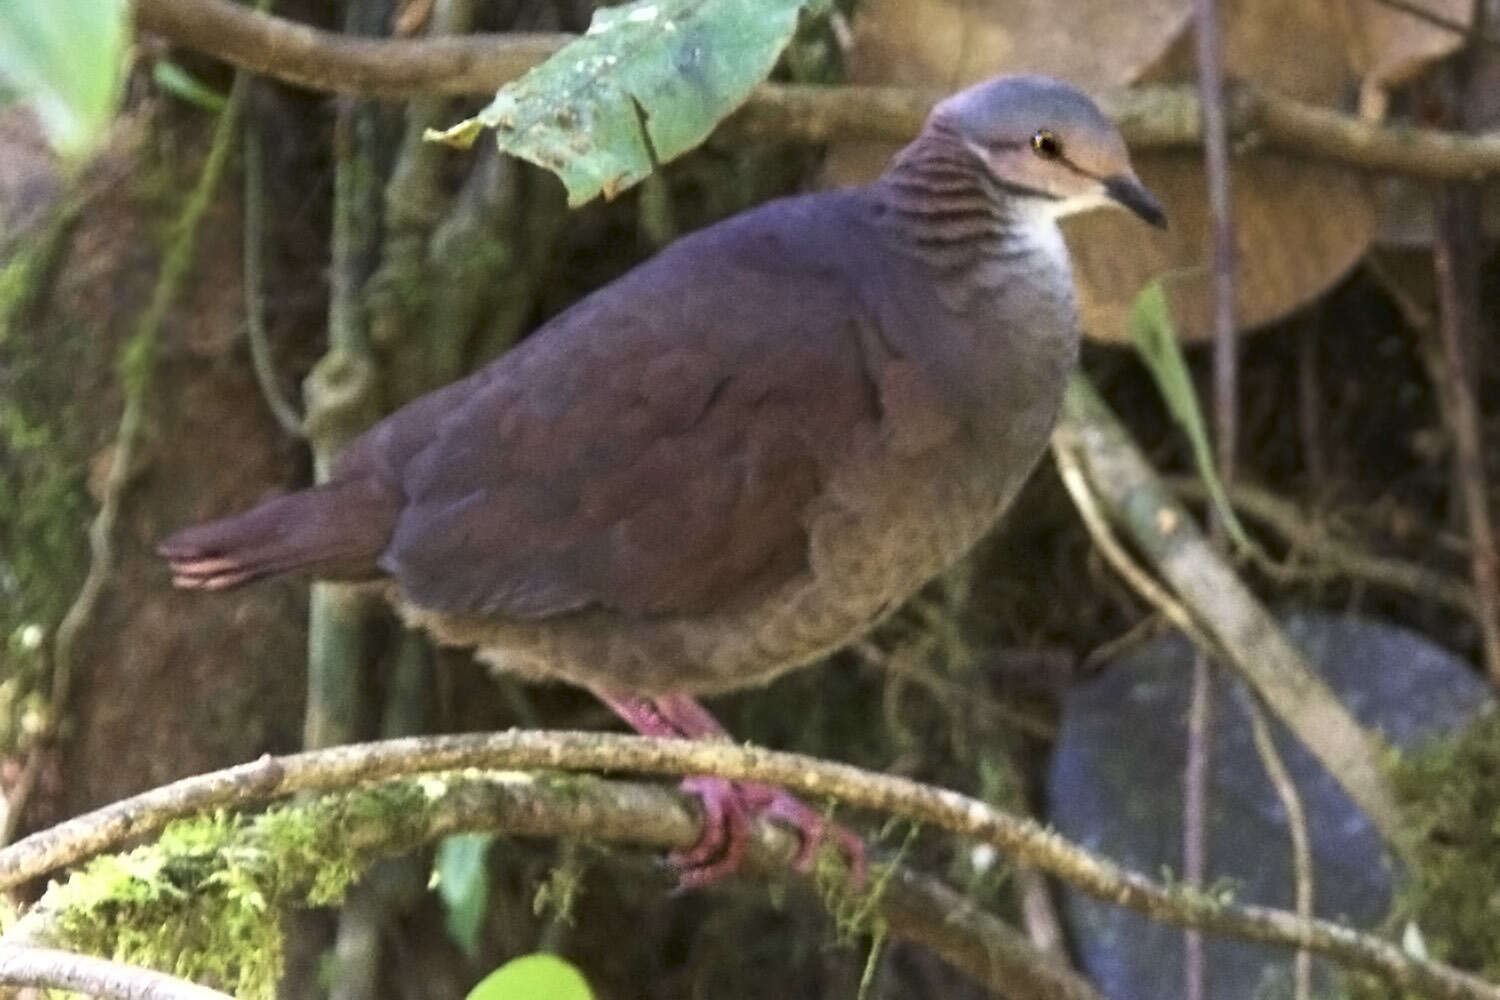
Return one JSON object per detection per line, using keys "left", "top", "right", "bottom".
{"left": 672, "top": 776, "right": 750, "bottom": 889}
{"left": 672, "top": 776, "right": 866, "bottom": 889}
{"left": 591, "top": 690, "right": 867, "bottom": 889}
{"left": 760, "top": 785, "right": 868, "bottom": 886}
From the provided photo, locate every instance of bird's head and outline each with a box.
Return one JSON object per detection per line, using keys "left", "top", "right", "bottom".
{"left": 932, "top": 74, "right": 1166, "bottom": 229}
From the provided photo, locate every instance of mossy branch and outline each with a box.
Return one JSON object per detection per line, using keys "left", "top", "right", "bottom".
{"left": 0, "top": 731, "right": 1494, "bottom": 999}
{"left": 8, "top": 771, "right": 1099, "bottom": 1000}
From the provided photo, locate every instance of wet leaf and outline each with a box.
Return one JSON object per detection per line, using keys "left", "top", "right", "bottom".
{"left": 428, "top": 0, "right": 826, "bottom": 206}
{"left": 434, "top": 833, "right": 495, "bottom": 958}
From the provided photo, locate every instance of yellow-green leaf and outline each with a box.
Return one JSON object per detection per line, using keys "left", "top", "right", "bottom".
{"left": 0, "top": 0, "right": 130, "bottom": 159}
{"left": 467, "top": 954, "right": 594, "bottom": 1000}
{"left": 1128, "top": 279, "right": 1252, "bottom": 550}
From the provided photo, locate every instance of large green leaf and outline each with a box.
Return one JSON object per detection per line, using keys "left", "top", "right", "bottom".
{"left": 427, "top": 0, "right": 826, "bottom": 206}
{"left": 0, "top": 0, "right": 130, "bottom": 158}
{"left": 433, "top": 832, "right": 495, "bottom": 958}
{"left": 1128, "top": 279, "right": 1252, "bottom": 551}
{"left": 466, "top": 954, "right": 594, "bottom": 1000}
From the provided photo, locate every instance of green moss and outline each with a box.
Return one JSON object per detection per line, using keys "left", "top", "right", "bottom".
{"left": 1378, "top": 710, "right": 1500, "bottom": 982}
{"left": 0, "top": 195, "right": 78, "bottom": 347}
{"left": 0, "top": 190, "right": 91, "bottom": 678}
{"left": 0, "top": 348, "right": 90, "bottom": 733}
{"left": 39, "top": 780, "right": 439, "bottom": 1000}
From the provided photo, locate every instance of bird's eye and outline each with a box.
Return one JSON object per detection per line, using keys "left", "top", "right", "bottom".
{"left": 1030, "top": 129, "right": 1062, "bottom": 159}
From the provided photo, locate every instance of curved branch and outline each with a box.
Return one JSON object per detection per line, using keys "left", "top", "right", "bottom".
{"left": 0, "top": 943, "right": 232, "bottom": 1000}
{"left": 1052, "top": 439, "right": 1225, "bottom": 658}
{"left": 134, "top": 0, "right": 1500, "bottom": 178}
{"left": 135, "top": 0, "right": 570, "bottom": 98}
{"left": 1055, "top": 376, "right": 1412, "bottom": 860}
{"left": 9, "top": 773, "right": 1098, "bottom": 1000}
{"left": 1243, "top": 81, "right": 1500, "bottom": 180}
{"left": 1, "top": 731, "right": 1494, "bottom": 999}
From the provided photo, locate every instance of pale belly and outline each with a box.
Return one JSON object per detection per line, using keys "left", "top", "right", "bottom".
{"left": 395, "top": 429, "right": 1043, "bottom": 696}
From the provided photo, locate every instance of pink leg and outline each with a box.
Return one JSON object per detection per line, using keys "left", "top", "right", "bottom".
{"left": 593, "top": 689, "right": 866, "bottom": 888}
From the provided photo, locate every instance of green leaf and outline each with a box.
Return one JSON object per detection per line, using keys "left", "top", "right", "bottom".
{"left": 427, "top": 0, "right": 828, "bottom": 206}
{"left": 0, "top": 0, "right": 130, "bottom": 159}
{"left": 152, "top": 61, "right": 228, "bottom": 113}
{"left": 434, "top": 833, "right": 495, "bottom": 958}
{"left": 466, "top": 954, "right": 594, "bottom": 1000}
{"left": 1128, "top": 279, "right": 1252, "bottom": 551}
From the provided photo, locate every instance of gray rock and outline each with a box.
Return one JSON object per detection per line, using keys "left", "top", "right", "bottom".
{"left": 1047, "top": 610, "right": 1489, "bottom": 999}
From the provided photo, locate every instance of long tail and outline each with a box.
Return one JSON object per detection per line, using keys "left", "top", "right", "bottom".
{"left": 158, "top": 475, "right": 400, "bottom": 590}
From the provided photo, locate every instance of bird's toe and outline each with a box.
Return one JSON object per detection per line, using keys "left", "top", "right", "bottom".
{"left": 759, "top": 786, "right": 867, "bottom": 886}
{"left": 672, "top": 776, "right": 751, "bottom": 889}
{"left": 673, "top": 777, "right": 866, "bottom": 890}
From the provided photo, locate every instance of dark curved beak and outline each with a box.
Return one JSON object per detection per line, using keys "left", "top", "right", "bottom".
{"left": 1104, "top": 174, "right": 1167, "bottom": 229}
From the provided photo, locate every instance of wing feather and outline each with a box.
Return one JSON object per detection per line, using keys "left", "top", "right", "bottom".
{"left": 373, "top": 197, "right": 883, "bottom": 619}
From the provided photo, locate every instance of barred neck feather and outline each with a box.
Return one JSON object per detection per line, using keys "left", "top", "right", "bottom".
{"left": 872, "top": 117, "right": 1054, "bottom": 271}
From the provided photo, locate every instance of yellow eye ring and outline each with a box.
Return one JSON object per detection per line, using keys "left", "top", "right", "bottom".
{"left": 1031, "top": 129, "right": 1062, "bottom": 159}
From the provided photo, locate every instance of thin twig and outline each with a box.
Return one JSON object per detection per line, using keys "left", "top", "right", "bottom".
{"left": 1164, "top": 475, "right": 1480, "bottom": 619}
{"left": 1182, "top": 648, "right": 1212, "bottom": 1000}
{"left": 1297, "top": 317, "right": 1327, "bottom": 490}
{"left": 1241, "top": 688, "right": 1315, "bottom": 1000}
{"left": 1196, "top": 16, "right": 1238, "bottom": 493}
{"left": 1430, "top": 76, "right": 1500, "bottom": 685}
{"left": 1052, "top": 440, "right": 1227, "bottom": 661}
{"left": 1189, "top": 0, "right": 1237, "bottom": 988}
{"left": 242, "top": 109, "right": 304, "bottom": 437}
{"left": 0, "top": 731, "right": 1488, "bottom": 998}
{"left": 862, "top": 640, "right": 1057, "bottom": 740}
{"left": 0, "top": 943, "right": 232, "bottom": 1000}
{"left": 132, "top": 0, "right": 1500, "bottom": 179}
{"left": 137, "top": 0, "right": 569, "bottom": 98}
{"left": 1435, "top": 40, "right": 1500, "bottom": 665}
{"left": 1367, "top": 0, "right": 1491, "bottom": 44}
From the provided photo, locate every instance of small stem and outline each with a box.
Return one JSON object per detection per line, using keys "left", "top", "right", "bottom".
{"left": 1189, "top": 0, "right": 1236, "bottom": 989}
{"left": 1183, "top": 650, "right": 1213, "bottom": 1000}
{"left": 1296, "top": 317, "right": 1325, "bottom": 490}
{"left": 242, "top": 109, "right": 304, "bottom": 437}
{"left": 1241, "top": 688, "right": 1314, "bottom": 1000}
{"left": 1053, "top": 440, "right": 1226, "bottom": 660}
{"left": 1163, "top": 475, "right": 1479, "bottom": 620}
{"left": 1430, "top": 46, "right": 1500, "bottom": 683}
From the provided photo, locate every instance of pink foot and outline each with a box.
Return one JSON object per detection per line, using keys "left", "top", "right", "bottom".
{"left": 668, "top": 775, "right": 866, "bottom": 889}
{"left": 593, "top": 689, "right": 867, "bottom": 889}
{"left": 758, "top": 782, "right": 868, "bottom": 884}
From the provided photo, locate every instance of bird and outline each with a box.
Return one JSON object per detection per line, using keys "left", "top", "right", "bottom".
{"left": 159, "top": 74, "right": 1165, "bottom": 887}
